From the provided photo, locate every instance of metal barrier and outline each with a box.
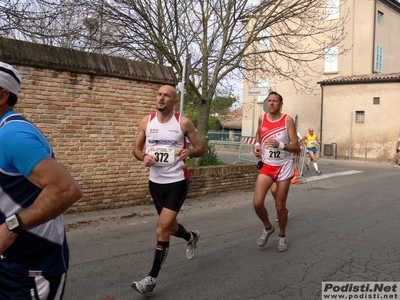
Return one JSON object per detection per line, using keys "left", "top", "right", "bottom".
{"left": 207, "top": 130, "right": 241, "bottom": 144}
{"left": 234, "top": 136, "right": 257, "bottom": 164}
{"left": 297, "top": 144, "right": 308, "bottom": 184}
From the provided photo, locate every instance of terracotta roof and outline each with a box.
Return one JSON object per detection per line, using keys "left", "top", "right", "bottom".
{"left": 216, "top": 115, "right": 242, "bottom": 130}
{"left": 227, "top": 109, "right": 242, "bottom": 116}
{"left": 318, "top": 72, "right": 400, "bottom": 85}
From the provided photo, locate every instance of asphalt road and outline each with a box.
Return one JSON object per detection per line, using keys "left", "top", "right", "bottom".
{"left": 64, "top": 158, "right": 400, "bottom": 300}
{"left": 217, "top": 150, "right": 258, "bottom": 165}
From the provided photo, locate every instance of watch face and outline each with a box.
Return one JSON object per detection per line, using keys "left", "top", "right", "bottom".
{"left": 6, "top": 216, "right": 19, "bottom": 230}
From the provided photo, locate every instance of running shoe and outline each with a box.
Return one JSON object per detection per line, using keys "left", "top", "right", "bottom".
{"left": 395, "top": 164, "right": 399, "bottom": 168}
{"left": 186, "top": 230, "right": 200, "bottom": 260}
{"left": 131, "top": 275, "right": 156, "bottom": 296}
{"left": 306, "top": 164, "right": 309, "bottom": 171}
{"left": 276, "top": 209, "right": 290, "bottom": 222}
{"left": 277, "top": 236, "right": 288, "bottom": 252}
{"left": 317, "top": 170, "right": 321, "bottom": 175}
{"left": 257, "top": 225, "right": 275, "bottom": 247}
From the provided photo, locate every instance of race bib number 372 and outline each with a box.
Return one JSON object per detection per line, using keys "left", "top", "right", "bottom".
{"left": 148, "top": 146, "right": 176, "bottom": 166}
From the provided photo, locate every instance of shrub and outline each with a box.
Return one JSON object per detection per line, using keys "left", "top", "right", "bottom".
{"left": 197, "top": 144, "right": 224, "bottom": 166}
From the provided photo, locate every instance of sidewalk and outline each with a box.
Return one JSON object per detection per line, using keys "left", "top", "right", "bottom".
{"left": 64, "top": 202, "right": 158, "bottom": 231}
{"left": 64, "top": 189, "right": 256, "bottom": 231}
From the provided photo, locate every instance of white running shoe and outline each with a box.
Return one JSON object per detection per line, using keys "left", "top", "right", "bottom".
{"left": 277, "top": 236, "right": 288, "bottom": 252}
{"left": 257, "top": 226, "right": 275, "bottom": 247}
{"left": 186, "top": 230, "right": 200, "bottom": 260}
{"left": 131, "top": 275, "right": 156, "bottom": 296}
{"left": 276, "top": 209, "right": 290, "bottom": 222}
{"left": 395, "top": 164, "right": 398, "bottom": 168}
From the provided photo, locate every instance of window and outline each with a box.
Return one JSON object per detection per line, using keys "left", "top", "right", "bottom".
{"left": 373, "top": 97, "right": 380, "bottom": 105}
{"left": 259, "top": 27, "right": 271, "bottom": 51}
{"left": 326, "top": 0, "right": 340, "bottom": 20}
{"left": 257, "top": 79, "right": 269, "bottom": 103}
{"left": 355, "top": 111, "right": 365, "bottom": 123}
{"left": 324, "top": 46, "right": 339, "bottom": 73}
{"left": 375, "top": 45, "right": 383, "bottom": 72}
{"left": 377, "top": 11, "right": 384, "bottom": 24}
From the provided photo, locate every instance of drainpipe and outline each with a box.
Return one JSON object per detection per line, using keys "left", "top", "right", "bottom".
{"left": 372, "top": 0, "right": 377, "bottom": 72}
{"left": 349, "top": 112, "right": 353, "bottom": 160}
{"left": 319, "top": 85, "right": 324, "bottom": 159}
{"left": 251, "top": 97, "right": 256, "bottom": 137}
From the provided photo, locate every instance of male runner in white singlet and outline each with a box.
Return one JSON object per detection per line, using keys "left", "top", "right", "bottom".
{"left": 253, "top": 91, "right": 300, "bottom": 252}
{"left": 131, "top": 85, "right": 205, "bottom": 296}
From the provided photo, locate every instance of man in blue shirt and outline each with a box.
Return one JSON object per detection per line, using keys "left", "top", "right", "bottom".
{"left": 0, "top": 61, "right": 83, "bottom": 299}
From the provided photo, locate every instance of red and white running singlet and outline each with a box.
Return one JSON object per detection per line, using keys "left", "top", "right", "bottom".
{"left": 259, "top": 113, "right": 292, "bottom": 166}
{"left": 145, "top": 112, "right": 189, "bottom": 183}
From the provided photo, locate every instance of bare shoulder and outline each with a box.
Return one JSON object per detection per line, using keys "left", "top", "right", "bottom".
{"left": 180, "top": 115, "right": 195, "bottom": 130}
{"left": 141, "top": 114, "right": 150, "bottom": 122}
{"left": 138, "top": 114, "right": 150, "bottom": 128}
{"left": 286, "top": 114, "right": 294, "bottom": 122}
{"left": 180, "top": 115, "right": 192, "bottom": 124}
{"left": 285, "top": 115, "right": 296, "bottom": 127}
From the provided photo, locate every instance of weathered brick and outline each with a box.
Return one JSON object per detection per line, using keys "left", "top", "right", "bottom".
{"left": 0, "top": 37, "right": 260, "bottom": 213}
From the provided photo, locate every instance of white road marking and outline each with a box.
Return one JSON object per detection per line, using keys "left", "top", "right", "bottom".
{"left": 302, "top": 170, "right": 363, "bottom": 182}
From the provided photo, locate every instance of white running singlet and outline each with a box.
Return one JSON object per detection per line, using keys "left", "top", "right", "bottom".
{"left": 145, "top": 112, "right": 189, "bottom": 183}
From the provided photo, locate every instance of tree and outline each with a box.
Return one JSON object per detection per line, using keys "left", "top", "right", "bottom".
{"left": 210, "top": 96, "right": 238, "bottom": 116}
{"left": 0, "top": 0, "right": 92, "bottom": 49}
{"left": 178, "top": 93, "right": 223, "bottom": 130}
{"left": 0, "top": 0, "right": 349, "bottom": 143}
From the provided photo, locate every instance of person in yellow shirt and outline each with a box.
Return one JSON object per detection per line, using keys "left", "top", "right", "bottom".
{"left": 302, "top": 127, "right": 321, "bottom": 175}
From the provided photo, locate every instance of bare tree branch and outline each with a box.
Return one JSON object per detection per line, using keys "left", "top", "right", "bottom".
{"left": 0, "top": 0, "right": 349, "bottom": 141}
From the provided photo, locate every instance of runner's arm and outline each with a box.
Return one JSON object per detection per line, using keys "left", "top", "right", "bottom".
{"left": 285, "top": 116, "right": 301, "bottom": 153}
{"left": 178, "top": 116, "right": 205, "bottom": 159}
{"left": 133, "top": 116, "right": 149, "bottom": 161}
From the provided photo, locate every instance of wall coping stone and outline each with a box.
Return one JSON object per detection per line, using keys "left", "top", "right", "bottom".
{"left": 0, "top": 37, "right": 178, "bottom": 85}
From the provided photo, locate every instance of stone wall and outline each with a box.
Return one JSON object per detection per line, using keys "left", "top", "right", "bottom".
{"left": 0, "top": 38, "right": 258, "bottom": 212}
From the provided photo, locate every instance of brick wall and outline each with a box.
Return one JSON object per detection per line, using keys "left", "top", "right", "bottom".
{"left": 188, "top": 164, "right": 258, "bottom": 198}
{"left": 0, "top": 37, "right": 258, "bottom": 212}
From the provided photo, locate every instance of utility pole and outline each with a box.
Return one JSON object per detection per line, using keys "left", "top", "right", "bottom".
{"left": 179, "top": 54, "right": 191, "bottom": 116}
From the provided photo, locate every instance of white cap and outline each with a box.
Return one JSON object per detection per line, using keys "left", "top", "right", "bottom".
{"left": 0, "top": 61, "right": 22, "bottom": 95}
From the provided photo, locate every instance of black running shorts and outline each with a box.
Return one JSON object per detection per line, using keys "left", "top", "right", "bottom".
{"left": 149, "top": 179, "right": 189, "bottom": 214}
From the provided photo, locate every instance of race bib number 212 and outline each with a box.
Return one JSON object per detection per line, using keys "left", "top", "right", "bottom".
{"left": 267, "top": 147, "right": 285, "bottom": 159}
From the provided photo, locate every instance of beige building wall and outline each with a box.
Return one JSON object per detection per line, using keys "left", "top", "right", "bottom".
{"left": 376, "top": 1, "right": 400, "bottom": 72}
{"left": 345, "top": 0, "right": 376, "bottom": 75}
{"left": 321, "top": 80, "right": 400, "bottom": 162}
{"left": 242, "top": 66, "right": 326, "bottom": 138}
{"left": 242, "top": 0, "right": 400, "bottom": 161}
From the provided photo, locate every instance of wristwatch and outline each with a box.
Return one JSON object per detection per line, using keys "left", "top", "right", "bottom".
{"left": 283, "top": 144, "right": 287, "bottom": 150}
{"left": 5, "top": 214, "right": 23, "bottom": 234}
